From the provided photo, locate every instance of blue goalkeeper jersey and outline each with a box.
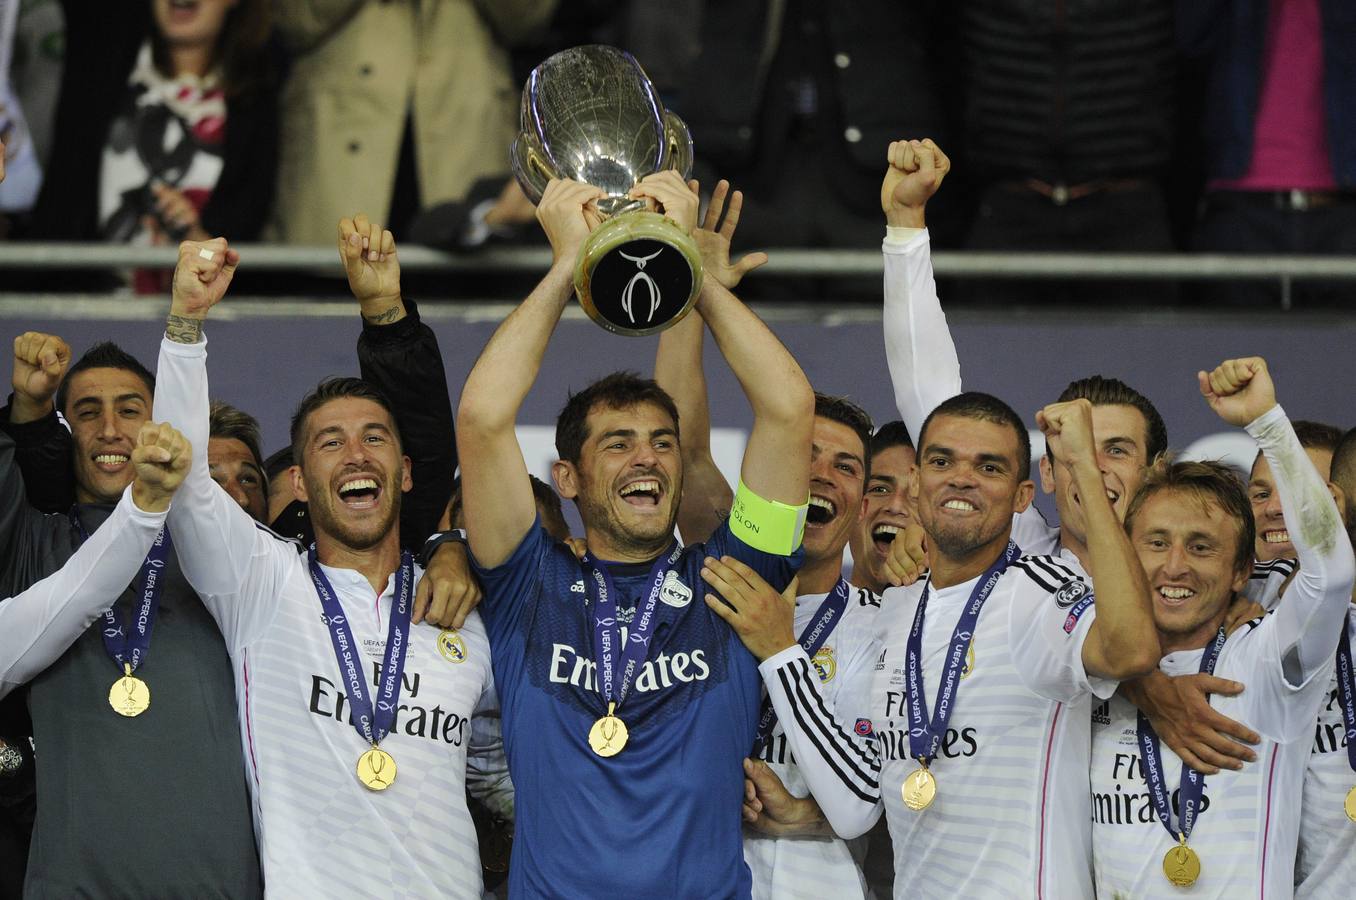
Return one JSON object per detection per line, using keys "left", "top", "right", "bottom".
{"left": 472, "top": 517, "right": 801, "bottom": 899}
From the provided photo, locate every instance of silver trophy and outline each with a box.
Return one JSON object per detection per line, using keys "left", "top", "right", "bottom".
{"left": 512, "top": 45, "right": 702, "bottom": 336}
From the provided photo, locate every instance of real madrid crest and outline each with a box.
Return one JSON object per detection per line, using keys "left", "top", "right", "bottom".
{"left": 961, "top": 637, "right": 976, "bottom": 680}
{"left": 437, "top": 629, "right": 467, "bottom": 664}
{"left": 812, "top": 646, "right": 837, "bottom": 683}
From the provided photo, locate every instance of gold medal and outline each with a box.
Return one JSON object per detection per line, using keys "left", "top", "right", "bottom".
{"left": 901, "top": 763, "right": 936, "bottom": 812}
{"left": 356, "top": 746, "right": 397, "bottom": 791}
{"left": 1345, "top": 786, "right": 1356, "bottom": 823}
{"left": 1162, "top": 837, "right": 1201, "bottom": 887}
{"left": 108, "top": 663, "right": 150, "bottom": 717}
{"left": 588, "top": 702, "right": 629, "bottom": 757}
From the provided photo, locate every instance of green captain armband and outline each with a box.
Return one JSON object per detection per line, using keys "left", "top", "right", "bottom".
{"left": 728, "top": 480, "right": 808, "bottom": 556}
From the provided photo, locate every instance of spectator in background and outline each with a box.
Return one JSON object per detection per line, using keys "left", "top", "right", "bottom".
{"left": 957, "top": 0, "right": 1177, "bottom": 304}
{"left": 1182, "top": 0, "right": 1356, "bottom": 305}
{"left": 269, "top": 0, "right": 557, "bottom": 245}
{"left": 24, "top": 0, "right": 278, "bottom": 290}
{"left": 0, "top": 0, "right": 55, "bottom": 229}
{"left": 679, "top": 1, "right": 948, "bottom": 252}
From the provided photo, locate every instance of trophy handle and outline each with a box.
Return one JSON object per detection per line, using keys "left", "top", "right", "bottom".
{"left": 511, "top": 132, "right": 555, "bottom": 205}
{"left": 662, "top": 111, "right": 694, "bottom": 180}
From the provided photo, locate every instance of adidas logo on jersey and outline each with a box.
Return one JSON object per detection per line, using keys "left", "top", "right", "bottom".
{"left": 1092, "top": 699, "right": 1111, "bottom": 726}
{"left": 570, "top": 580, "right": 586, "bottom": 594}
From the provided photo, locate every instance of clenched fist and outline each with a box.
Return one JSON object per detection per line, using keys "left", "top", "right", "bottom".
{"left": 10, "top": 331, "right": 71, "bottom": 422}
{"left": 170, "top": 237, "right": 240, "bottom": 322}
{"left": 1035, "top": 398, "right": 1098, "bottom": 471}
{"left": 881, "top": 138, "right": 950, "bottom": 228}
{"left": 1198, "top": 357, "right": 1277, "bottom": 428}
{"left": 130, "top": 422, "right": 193, "bottom": 513}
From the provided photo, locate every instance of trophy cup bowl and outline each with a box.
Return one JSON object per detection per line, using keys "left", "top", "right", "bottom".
{"left": 512, "top": 45, "right": 702, "bottom": 336}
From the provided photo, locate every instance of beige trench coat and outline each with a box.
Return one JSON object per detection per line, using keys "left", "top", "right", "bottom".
{"left": 271, "top": 0, "right": 555, "bottom": 244}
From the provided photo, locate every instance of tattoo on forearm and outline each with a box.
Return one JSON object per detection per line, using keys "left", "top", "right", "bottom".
{"left": 165, "top": 315, "right": 203, "bottom": 344}
{"left": 362, "top": 305, "right": 401, "bottom": 325}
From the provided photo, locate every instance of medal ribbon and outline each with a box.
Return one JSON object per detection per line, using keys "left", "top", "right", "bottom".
{"left": 1137, "top": 625, "right": 1228, "bottom": 844}
{"left": 751, "top": 577, "right": 852, "bottom": 753}
{"left": 1336, "top": 611, "right": 1356, "bottom": 776}
{"left": 905, "top": 540, "right": 1020, "bottom": 765}
{"left": 70, "top": 509, "right": 173, "bottom": 675}
{"left": 582, "top": 543, "right": 682, "bottom": 711}
{"left": 309, "top": 548, "right": 414, "bottom": 747}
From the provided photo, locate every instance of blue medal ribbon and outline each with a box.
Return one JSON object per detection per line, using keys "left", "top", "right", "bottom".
{"left": 308, "top": 548, "right": 414, "bottom": 748}
{"left": 752, "top": 577, "right": 852, "bottom": 754}
{"left": 582, "top": 543, "right": 682, "bottom": 714}
{"left": 904, "top": 540, "right": 1020, "bottom": 765}
{"left": 1336, "top": 611, "right": 1356, "bottom": 776}
{"left": 70, "top": 509, "right": 172, "bottom": 676}
{"left": 1137, "top": 625, "right": 1228, "bottom": 845}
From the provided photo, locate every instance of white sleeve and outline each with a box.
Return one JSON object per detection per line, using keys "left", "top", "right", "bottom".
{"left": 1007, "top": 558, "right": 1118, "bottom": 702}
{"left": 1244, "top": 406, "right": 1356, "bottom": 725}
{"left": 882, "top": 228, "right": 963, "bottom": 439}
{"left": 466, "top": 680, "right": 514, "bottom": 822}
{"left": 0, "top": 489, "right": 165, "bottom": 697}
{"left": 153, "top": 334, "right": 292, "bottom": 649}
{"left": 758, "top": 645, "right": 884, "bottom": 839}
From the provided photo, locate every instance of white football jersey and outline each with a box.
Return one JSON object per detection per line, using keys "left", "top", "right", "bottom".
{"left": 744, "top": 583, "right": 881, "bottom": 900}
{"left": 156, "top": 335, "right": 504, "bottom": 898}
{"left": 761, "top": 553, "right": 1114, "bottom": 900}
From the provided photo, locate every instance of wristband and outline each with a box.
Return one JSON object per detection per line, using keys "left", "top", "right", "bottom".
{"left": 728, "top": 480, "right": 807, "bottom": 556}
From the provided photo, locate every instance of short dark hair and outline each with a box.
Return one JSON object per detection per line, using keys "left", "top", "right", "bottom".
{"left": 1125, "top": 459, "right": 1254, "bottom": 571}
{"left": 870, "top": 420, "right": 914, "bottom": 457}
{"left": 57, "top": 342, "right": 155, "bottom": 413}
{"left": 290, "top": 377, "right": 401, "bottom": 463}
{"left": 1331, "top": 427, "right": 1356, "bottom": 538}
{"left": 555, "top": 371, "right": 680, "bottom": 464}
{"left": 815, "top": 392, "right": 874, "bottom": 474}
{"left": 1053, "top": 376, "right": 1168, "bottom": 465}
{"left": 209, "top": 401, "right": 264, "bottom": 471}
{"left": 1291, "top": 420, "right": 1344, "bottom": 454}
{"left": 262, "top": 446, "right": 294, "bottom": 482}
{"left": 917, "top": 392, "right": 1032, "bottom": 481}
{"left": 530, "top": 475, "right": 570, "bottom": 541}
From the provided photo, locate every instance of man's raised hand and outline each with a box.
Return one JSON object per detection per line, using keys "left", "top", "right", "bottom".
{"left": 536, "top": 178, "right": 606, "bottom": 267}
{"left": 1198, "top": 357, "right": 1278, "bottom": 428}
{"left": 168, "top": 238, "right": 239, "bottom": 340}
{"left": 1036, "top": 398, "right": 1098, "bottom": 473}
{"left": 339, "top": 214, "right": 404, "bottom": 324}
{"left": 10, "top": 331, "right": 71, "bottom": 423}
{"left": 130, "top": 421, "right": 192, "bottom": 513}
{"left": 630, "top": 170, "right": 699, "bottom": 234}
{"left": 692, "top": 179, "right": 768, "bottom": 290}
{"left": 881, "top": 138, "right": 950, "bottom": 229}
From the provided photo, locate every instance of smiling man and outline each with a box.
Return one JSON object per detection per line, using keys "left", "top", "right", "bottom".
{"left": 454, "top": 172, "right": 813, "bottom": 898}
{"left": 850, "top": 421, "right": 916, "bottom": 593}
{"left": 1090, "top": 358, "right": 1354, "bottom": 897}
{"left": 1248, "top": 419, "right": 1342, "bottom": 563}
{"left": 0, "top": 334, "right": 261, "bottom": 896}
{"left": 720, "top": 391, "right": 1159, "bottom": 898}
{"left": 153, "top": 238, "right": 506, "bottom": 895}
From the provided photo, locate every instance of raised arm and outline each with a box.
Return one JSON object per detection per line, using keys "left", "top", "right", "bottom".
{"left": 457, "top": 180, "right": 604, "bottom": 567}
{"left": 632, "top": 171, "right": 813, "bottom": 507}
{"left": 657, "top": 180, "right": 767, "bottom": 543}
{"left": 1200, "top": 358, "right": 1356, "bottom": 684}
{"left": 0, "top": 423, "right": 188, "bottom": 697}
{"left": 342, "top": 214, "right": 457, "bottom": 550}
{"left": 156, "top": 239, "right": 289, "bottom": 643}
{"left": 1037, "top": 399, "right": 1160, "bottom": 680}
{"left": 3, "top": 332, "right": 75, "bottom": 512}
{"left": 880, "top": 139, "right": 959, "bottom": 438}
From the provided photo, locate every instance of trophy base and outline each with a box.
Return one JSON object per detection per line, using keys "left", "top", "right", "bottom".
{"left": 574, "top": 211, "right": 703, "bottom": 336}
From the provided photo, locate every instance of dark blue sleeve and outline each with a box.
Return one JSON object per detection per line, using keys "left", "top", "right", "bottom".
{"left": 701, "top": 520, "right": 804, "bottom": 596}
{"left": 468, "top": 517, "right": 551, "bottom": 647}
